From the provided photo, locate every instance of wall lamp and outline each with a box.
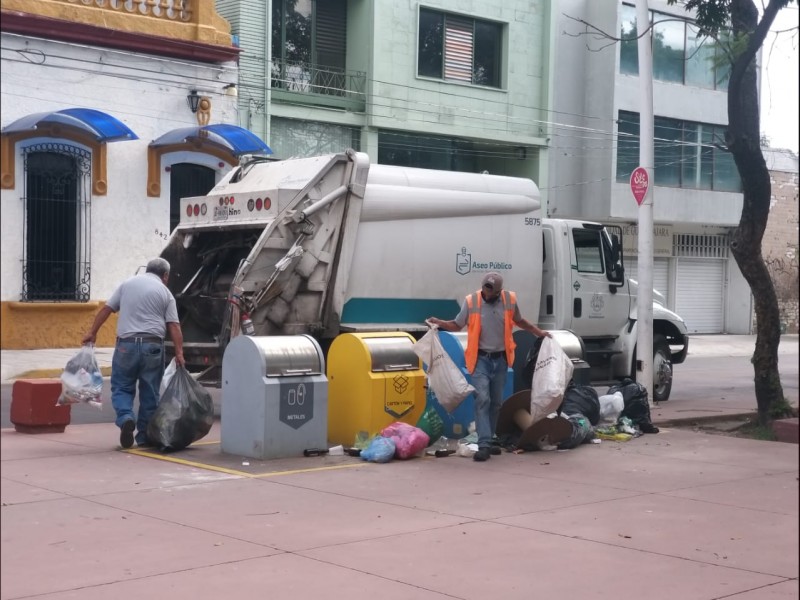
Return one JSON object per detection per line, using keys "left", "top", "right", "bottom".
{"left": 187, "top": 90, "right": 201, "bottom": 113}
{"left": 223, "top": 83, "right": 238, "bottom": 97}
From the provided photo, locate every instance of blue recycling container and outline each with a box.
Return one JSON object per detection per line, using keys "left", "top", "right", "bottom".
{"left": 426, "top": 331, "right": 514, "bottom": 439}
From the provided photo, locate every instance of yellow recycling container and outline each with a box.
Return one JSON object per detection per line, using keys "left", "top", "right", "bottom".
{"left": 327, "top": 332, "right": 425, "bottom": 446}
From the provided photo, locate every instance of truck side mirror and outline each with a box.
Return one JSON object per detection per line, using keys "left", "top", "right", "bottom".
{"left": 607, "top": 233, "right": 624, "bottom": 285}
{"left": 610, "top": 234, "right": 621, "bottom": 263}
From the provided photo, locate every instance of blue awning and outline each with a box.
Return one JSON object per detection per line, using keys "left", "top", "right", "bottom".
{"left": 1, "top": 108, "right": 138, "bottom": 142}
{"left": 150, "top": 124, "right": 272, "bottom": 156}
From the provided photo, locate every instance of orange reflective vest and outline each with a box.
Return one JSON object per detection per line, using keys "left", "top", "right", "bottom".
{"left": 464, "top": 289, "right": 517, "bottom": 374}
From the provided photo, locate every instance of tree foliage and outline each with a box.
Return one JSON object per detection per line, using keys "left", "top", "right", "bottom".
{"left": 667, "top": 0, "right": 796, "bottom": 423}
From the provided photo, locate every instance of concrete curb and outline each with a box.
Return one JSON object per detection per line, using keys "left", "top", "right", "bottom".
{"left": 656, "top": 412, "right": 758, "bottom": 428}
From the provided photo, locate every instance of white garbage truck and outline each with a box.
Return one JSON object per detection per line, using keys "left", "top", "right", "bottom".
{"left": 160, "top": 149, "right": 688, "bottom": 401}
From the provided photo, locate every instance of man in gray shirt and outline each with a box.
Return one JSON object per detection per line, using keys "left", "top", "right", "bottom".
{"left": 428, "top": 272, "right": 550, "bottom": 462}
{"left": 82, "top": 258, "right": 185, "bottom": 448}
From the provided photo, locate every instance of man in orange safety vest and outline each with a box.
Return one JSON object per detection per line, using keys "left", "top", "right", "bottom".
{"left": 428, "top": 272, "right": 551, "bottom": 462}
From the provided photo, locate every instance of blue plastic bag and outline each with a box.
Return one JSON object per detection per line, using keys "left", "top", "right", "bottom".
{"left": 360, "top": 436, "right": 396, "bottom": 463}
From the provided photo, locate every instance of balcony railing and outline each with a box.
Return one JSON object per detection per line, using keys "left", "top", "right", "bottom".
{"left": 63, "top": 0, "right": 193, "bottom": 22}
{"left": 3, "top": 0, "right": 232, "bottom": 46}
{"left": 270, "top": 59, "right": 366, "bottom": 113}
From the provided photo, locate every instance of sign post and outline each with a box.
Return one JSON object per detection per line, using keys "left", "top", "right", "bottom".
{"left": 635, "top": 0, "right": 654, "bottom": 404}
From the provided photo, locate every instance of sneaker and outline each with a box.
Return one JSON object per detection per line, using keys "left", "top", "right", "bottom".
{"left": 489, "top": 446, "right": 502, "bottom": 455}
{"left": 119, "top": 420, "right": 135, "bottom": 449}
{"left": 473, "top": 447, "right": 491, "bottom": 462}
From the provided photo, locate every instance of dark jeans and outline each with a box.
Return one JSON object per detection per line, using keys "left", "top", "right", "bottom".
{"left": 111, "top": 339, "right": 164, "bottom": 445}
{"left": 472, "top": 354, "right": 509, "bottom": 448}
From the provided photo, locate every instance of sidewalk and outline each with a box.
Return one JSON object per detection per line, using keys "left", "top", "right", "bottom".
{"left": 2, "top": 415, "right": 797, "bottom": 599}
{"left": 1, "top": 336, "right": 798, "bottom": 599}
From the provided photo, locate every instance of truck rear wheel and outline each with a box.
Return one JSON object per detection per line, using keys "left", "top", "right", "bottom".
{"left": 653, "top": 334, "right": 672, "bottom": 402}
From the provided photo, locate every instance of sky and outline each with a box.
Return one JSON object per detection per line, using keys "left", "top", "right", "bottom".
{"left": 760, "top": 5, "right": 799, "bottom": 152}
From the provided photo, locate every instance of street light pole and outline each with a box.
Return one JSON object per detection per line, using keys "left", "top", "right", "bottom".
{"left": 635, "top": 0, "right": 654, "bottom": 402}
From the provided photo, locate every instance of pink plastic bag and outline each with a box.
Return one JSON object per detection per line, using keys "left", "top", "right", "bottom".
{"left": 380, "top": 422, "right": 430, "bottom": 459}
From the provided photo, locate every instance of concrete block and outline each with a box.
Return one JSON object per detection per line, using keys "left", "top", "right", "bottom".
{"left": 10, "top": 379, "right": 70, "bottom": 433}
{"left": 772, "top": 418, "right": 799, "bottom": 444}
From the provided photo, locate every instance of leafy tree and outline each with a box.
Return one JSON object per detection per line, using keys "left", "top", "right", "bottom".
{"left": 667, "top": 0, "right": 796, "bottom": 424}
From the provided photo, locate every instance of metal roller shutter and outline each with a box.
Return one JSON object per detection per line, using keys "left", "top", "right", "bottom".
{"left": 675, "top": 258, "right": 725, "bottom": 333}
{"left": 625, "top": 257, "right": 670, "bottom": 299}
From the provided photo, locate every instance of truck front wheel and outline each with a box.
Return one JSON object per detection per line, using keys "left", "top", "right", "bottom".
{"left": 653, "top": 334, "right": 673, "bottom": 402}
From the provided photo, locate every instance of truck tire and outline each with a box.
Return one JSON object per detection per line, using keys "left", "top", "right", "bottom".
{"left": 652, "top": 334, "right": 673, "bottom": 402}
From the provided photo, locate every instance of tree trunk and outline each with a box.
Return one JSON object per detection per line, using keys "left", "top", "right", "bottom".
{"left": 726, "top": 0, "right": 785, "bottom": 425}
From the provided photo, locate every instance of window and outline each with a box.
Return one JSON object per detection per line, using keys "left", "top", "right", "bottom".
{"left": 620, "top": 3, "right": 640, "bottom": 75}
{"left": 270, "top": 117, "right": 361, "bottom": 159}
{"left": 378, "top": 131, "right": 479, "bottom": 172}
{"left": 22, "top": 143, "right": 91, "bottom": 301}
{"left": 573, "top": 229, "right": 605, "bottom": 274}
{"left": 654, "top": 116, "right": 683, "bottom": 186}
{"left": 616, "top": 111, "right": 742, "bottom": 192}
{"left": 685, "top": 24, "right": 716, "bottom": 89}
{"left": 620, "top": 4, "right": 730, "bottom": 90}
{"left": 271, "top": 0, "right": 347, "bottom": 95}
{"left": 652, "top": 13, "right": 685, "bottom": 83}
{"left": 617, "top": 111, "right": 639, "bottom": 181}
{"left": 418, "top": 8, "right": 502, "bottom": 88}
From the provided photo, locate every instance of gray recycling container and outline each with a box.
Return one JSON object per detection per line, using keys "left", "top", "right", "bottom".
{"left": 221, "top": 334, "right": 327, "bottom": 459}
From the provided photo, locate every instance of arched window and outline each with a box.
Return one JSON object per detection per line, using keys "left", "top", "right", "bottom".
{"left": 22, "top": 143, "right": 91, "bottom": 301}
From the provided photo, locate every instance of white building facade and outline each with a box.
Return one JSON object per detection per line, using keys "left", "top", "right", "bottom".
{"left": 550, "top": 0, "right": 752, "bottom": 334}
{"left": 0, "top": 1, "right": 261, "bottom": 348}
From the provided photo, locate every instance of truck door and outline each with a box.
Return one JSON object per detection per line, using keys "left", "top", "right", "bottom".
{"left": 568, "top": 224, "right": 630, "bottom": 336}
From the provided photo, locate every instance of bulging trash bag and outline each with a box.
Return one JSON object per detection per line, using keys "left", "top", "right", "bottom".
{"left": 413, "top": 325, "right": 474, "bottom": 413}
{"left": 360, "top": 436, "right": 396, "bottom": 463}
{"left": 147, "top": 366, "right": 213, "bottom": 451}
{"left": 530, "top": 337, "right": 574, "bottom": 423}
{"left": 557, "top": 413, "right": 595, "bottom": 450}
{"left": 598, "top": 392, "right": 624, "bottom": 424}
{"left": 559, "top": 382, "right": 601, "bottom": 425}
{"left": 607, "top": 378, "right": 658, "bottom": 433}
{"left": 380, "top": 422, "right": 430, "bottom": 459}
{"left": 57, "top": 345, "right": 103, "bottom": 408}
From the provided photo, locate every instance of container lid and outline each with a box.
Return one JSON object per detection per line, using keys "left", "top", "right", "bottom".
{"left": 362, "top": 337, "right": 419, "bottom": 372}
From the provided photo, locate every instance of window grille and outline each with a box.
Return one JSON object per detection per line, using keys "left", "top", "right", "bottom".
{"left": 22, "top": 143, "right": 92, "bottom": 301}
{"left": 674, "top": 233, "right": 729, "bottom": 258}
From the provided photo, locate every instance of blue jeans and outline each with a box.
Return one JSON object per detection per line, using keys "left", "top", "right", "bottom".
{"left": 111, "top": 340, "right": 164, "bottom": 445}
{"left": 472, "top": 354, "right": 508, "bottom": 448}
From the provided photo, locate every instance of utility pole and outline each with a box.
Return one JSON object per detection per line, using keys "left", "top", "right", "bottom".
{"left": 635, "top": 0, "right": 654, "bottom": 402}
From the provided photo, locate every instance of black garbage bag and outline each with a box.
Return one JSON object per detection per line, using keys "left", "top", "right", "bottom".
{"left": 606, "top": 378, "right": 659, "bottom": 433}
{"left": 559, "top": 382, "right": 601, "bottom": 425}
{"left": 147, "top": 366, "right": 214, "bottom": 451}
{"left": 557, "top": 413, "right": 595, "bottom": 450}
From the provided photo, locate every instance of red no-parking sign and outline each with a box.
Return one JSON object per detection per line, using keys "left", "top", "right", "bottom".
{"left": 630, "top": 167, "right": 649, "bottom": 205}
